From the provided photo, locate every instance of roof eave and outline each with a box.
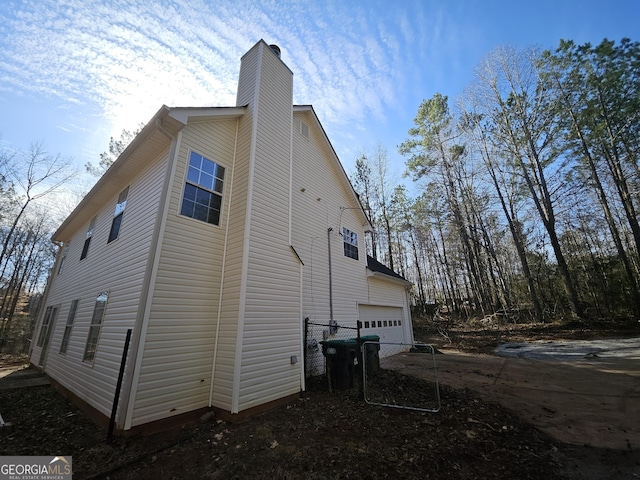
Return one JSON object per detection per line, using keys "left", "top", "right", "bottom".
{"left": 52, "top": 105, "right": 180, "bottom": 242}
{"left": 366, "top": 269, "right": 413, "bottom": 288}
{"left": 168, "top": 106, "right": 246, "bottom": 124}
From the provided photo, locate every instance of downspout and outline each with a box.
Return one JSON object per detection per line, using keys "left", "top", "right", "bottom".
{"left": 328, "top": 228, "right": 334, "bottom": 326}
{"left": 405, "top": 287, "right": 415, "bottom": 344}
{"left": 209, "top": 117, "right": 240, "bottom": 407}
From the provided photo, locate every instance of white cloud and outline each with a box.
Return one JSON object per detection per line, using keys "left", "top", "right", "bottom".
{"left": 0, "top": 0, "right": 448, "bottom": 161}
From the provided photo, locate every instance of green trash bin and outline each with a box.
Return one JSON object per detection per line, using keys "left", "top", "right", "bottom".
{"left": 321, "top": 338, "right": 358, "bottom": 389}
{"left": 359, "top": 335, "right": 380, "bottom": 375}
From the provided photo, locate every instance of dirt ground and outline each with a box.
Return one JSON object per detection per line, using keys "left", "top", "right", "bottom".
{"left": 1, "top": 318, "right": 639, "bottom": 479}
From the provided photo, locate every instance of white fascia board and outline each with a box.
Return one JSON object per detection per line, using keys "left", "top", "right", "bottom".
{"left": 52, "top": 105, "right": 177, "bottom": 242}
{"left": 168, "top": 106, "right": 246, "bottom": 124}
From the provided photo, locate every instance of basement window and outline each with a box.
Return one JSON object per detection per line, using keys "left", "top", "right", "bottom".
{"left": 180, "top": 151, "right": 225, "bottom": 226}
{"left": 342, "top": 227, "right": 359, "bottom": 260}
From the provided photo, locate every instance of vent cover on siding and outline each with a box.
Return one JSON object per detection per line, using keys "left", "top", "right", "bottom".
{"left": 300, "top": 121, "right": 309, "bottom": 139}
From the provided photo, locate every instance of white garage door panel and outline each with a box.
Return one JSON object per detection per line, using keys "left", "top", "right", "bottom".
{"left": 358, "top": 305, "right": 406, "bottom": 357}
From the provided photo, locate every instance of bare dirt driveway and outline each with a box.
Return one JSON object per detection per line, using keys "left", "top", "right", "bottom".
{"left": 383, "top": 337, "right": 640, "bottom": 451}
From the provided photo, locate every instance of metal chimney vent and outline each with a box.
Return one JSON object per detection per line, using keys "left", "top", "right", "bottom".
{"left": 269, "top": 44, "right": 281, "bottom": 58}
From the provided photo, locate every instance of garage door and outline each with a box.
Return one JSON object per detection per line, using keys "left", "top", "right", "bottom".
{"left": 358, "top": 305, "right": 407, "bottom": 357}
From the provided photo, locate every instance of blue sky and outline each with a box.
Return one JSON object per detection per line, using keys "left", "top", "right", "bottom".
{"left": 0, "top": 0, "right": 638, "bottom": 187}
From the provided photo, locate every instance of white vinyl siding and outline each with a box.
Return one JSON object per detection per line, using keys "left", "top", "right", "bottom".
{"left": 291, "top": 111, "right": 369, "bottom": 328}
{"left": 235, "top": 42, "right": 301, "bottom": 412}
{"left": 131, "top": 120, "right": 239, "bottom": 426}
{"left": 290, "top": 109, "right": 413, "bottom": 362}
{"left": 30, "top": 148, "right": 169, "bottom": 418}
{"left": 210, "top": 108, "right": 253, "bottom": 412}
{"left": 31, "top": 40, "right": 414, "bottom": 429}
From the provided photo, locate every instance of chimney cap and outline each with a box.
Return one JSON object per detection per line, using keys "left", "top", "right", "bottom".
{"left": 269, "top": 44, "right": 281, "bottom": 58}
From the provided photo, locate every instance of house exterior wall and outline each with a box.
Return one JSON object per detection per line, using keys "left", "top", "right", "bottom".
{"left": 291, "top": 110, "right": 414, "bottom": 353}
{"left": 30, "top": 40, "right": 414, "bottom": 431}
{"left": 212, "top": 114, "right": 250, "bottom": 412}
{"left": 30, "top": 148, "right": 170, "bottom": 419}
{"left": 129, "top": 120, "right": 239, "bottom": 426}
{"left": 234, "top": 41, "right": 302, "bottom": 412}
{"left": 291, "top": 111, "right": 369, "bottom": 327}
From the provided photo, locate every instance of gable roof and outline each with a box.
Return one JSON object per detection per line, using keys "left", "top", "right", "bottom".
{"left": 293, "top": 105, "right": 372, "bottom": 232}
{"left": 52, "top": 106, "right": 247, "bottom": 242}
{"left": 54, "top": 102, "right": 369, "bottom": 242}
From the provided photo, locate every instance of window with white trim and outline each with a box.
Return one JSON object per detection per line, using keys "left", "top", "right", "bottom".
{"left": 108, "top": 187, "right": 129, "bottom": 243}
{"left": 57, "top": 244, "right": 69, "bottom": 274}
{"left": 342, "top": 227, "right": 359, "bottom": 260}
{"left": 83, "top": 292, "right": 108, "bottom": 363}
{"left": 59, "top": 299, "right": 79, "bottom": 355}
{"left": 80, "top": 216, "right": 96, "bottom": 260}
{"left": 37, "top": 306, "right": 57, "bottom": 347}
{"left": 180, "top": 151, "right": 225, "bottom": 225}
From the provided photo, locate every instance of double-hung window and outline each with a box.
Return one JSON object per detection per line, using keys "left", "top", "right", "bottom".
{"left": 37, "top": 306, "right": 57, "bottom": 347}
{"left": 108, "top": 187, "right": 129, "bottom": 243}
{"left": 83, "top": 292, "right": 108, "bottom": 363}
{"left": 59, "top": 299, "right": 79, "bottom": 354}
{"left": 343, "top": 227, "right": 359, "bottom": 260}
{"left": 80, "top": 216, "right": 96, "bottom": 260}
{"left": 57, "top": 244, "right": 69, "bottom": 274}
{"left": 180, "top": 151, "right": 225, "bottom": 226}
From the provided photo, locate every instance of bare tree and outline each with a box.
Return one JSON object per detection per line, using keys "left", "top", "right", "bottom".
{"left": 372, "top": 144, "right": 397, "bottom": 271}
{"left": 0, "top": 143, "right": 74, "bottom": 352}
{"left": 472, "top": 46, "right": 584, "bottom": 318}
{"left": 0, "top": 143, "right": 75, "bottom": 271}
